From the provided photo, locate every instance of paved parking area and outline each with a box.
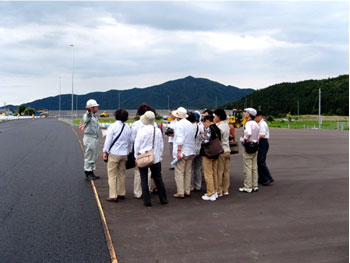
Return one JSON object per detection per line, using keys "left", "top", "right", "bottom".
{"left": 75, "top": 126, "right": 348, "bottom": 263}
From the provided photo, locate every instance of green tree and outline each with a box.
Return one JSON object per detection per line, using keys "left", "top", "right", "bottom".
{"left": 18, "top": 104, "right": 26, "bottom": 115}
{"left": 24, "top": 107, "right": 36, "bottom": 116}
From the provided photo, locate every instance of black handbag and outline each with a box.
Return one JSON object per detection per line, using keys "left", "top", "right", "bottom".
{"left": 165, "top": 127, "right": 174, "bottom": 136}
{"left": 229, "top": 140, "right": 239, "bottom": 154}
{"left": 243, "top": 142, "right": 259, "bottom": 154}
{"left": 126, "top": 147, "right": 136, "bottom": 169}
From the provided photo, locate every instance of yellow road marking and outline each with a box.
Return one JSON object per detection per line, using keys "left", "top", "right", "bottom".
{"left": 69, "top": 123, "right": 118, "bottom": 263}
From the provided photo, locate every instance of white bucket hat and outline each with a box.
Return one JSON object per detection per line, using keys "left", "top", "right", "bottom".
{"left": 244, "top": 108, "right": 257, "bottom": 117}
{"left": 173, "top": 107, "right": 188, "bottom": 119}
{"left": 86, "top": 99, "right": 99, "bottom": 107}
{"left": 140, "top": 111, "right": 155, "bottom": 125}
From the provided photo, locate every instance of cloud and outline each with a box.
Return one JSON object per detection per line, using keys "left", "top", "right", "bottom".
{"left": 0, "top": 1, "right": 348, "bottom": 105}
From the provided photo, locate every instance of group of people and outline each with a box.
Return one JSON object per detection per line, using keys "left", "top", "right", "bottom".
{"left": 82, "top": 99, "right": 274, "bottom": 207}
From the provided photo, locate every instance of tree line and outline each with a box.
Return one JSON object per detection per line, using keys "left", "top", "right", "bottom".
{"left": 223, "top": 75, "right": 349, "bottom": 116}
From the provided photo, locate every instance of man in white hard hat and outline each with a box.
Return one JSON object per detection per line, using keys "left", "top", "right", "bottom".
{"left": 83, "top": 99, "right": 100, "bottom": 180}
{"left": 238, "top": 108, "right": 260, "bottom": 193}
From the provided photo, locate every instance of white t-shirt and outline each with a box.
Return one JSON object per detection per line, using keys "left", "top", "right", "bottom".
{"left": 258, "top": 119, "right": 270, "bottom": 139}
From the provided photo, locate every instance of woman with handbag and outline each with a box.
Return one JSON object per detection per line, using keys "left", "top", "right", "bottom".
{"left": 103, "top": 109, "right": 130, "bottom": 202}
{"left": 200, "top": 115, "right": 223, "bottom": 201}
{"left": 134, "top": 111, "right": 168, "bottom": 207}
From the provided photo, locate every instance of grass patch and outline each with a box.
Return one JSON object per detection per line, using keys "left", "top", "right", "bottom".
{"left": 268, "top": 120, "right": 349, "bottom": 130}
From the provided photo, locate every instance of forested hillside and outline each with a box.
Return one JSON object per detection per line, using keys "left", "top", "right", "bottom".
{"left": 5, "top": 76, "right": 253, "bottom": 110}
{"left": 223, "top": 75, "right": 349, "bottom": 116}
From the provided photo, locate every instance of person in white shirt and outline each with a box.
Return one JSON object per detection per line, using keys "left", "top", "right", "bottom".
{"left": 134, "top": 111, "right": 168, "bottom": 207}
{"left": 239, "top": 108, "right": 260, "bottom": 193}
{"left": 255, "top": 111, "right": 274, "bottom": 185}
{"left": 172, "top": 107, "right": 196, "bottom": 198}
{"left": 167, "top": 111, "right": 177, "bottom": 170}
{"left": 214, "top": 109, "right": 231, "bottom": 197}
{"left": 130, "top": 104, "right": 156, "bottom": 198}
{"left": 188, "top": 112, "right": 204, "bottom": 192}
{"left": 103, "top": 109, "right": 131, "bottom": 202}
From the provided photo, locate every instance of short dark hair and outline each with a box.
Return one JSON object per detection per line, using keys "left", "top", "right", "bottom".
{"left": 187, "top": 112, "right": 196, "bottom": 123}
{"left": 202, "top": 115, "right": 214, "bottom": 122}
{"left": 137, "top": 103, "right": 156, "bottom": 116}
{"left": 202, "top": 109, "right": 213, "bottom": 116}
{"left": 114, "top": 109, "right": 129, "bottom": 122}
{"left": 213, "top": 108, "right": 227, "bottom": 121}
{"left": 256, "top": 110, "right": 263, "bottom": 117}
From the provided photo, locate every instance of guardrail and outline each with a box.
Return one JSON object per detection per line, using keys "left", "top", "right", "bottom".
{"left": 0, "top": 116, "right": 45, "bottom": 122}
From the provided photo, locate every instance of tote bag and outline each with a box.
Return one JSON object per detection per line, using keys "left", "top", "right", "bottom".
{"left": 136, "top": 127, "right": 156, "bottom": 168}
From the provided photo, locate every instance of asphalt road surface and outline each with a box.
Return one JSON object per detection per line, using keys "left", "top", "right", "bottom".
{"left": 89, "top": 126, "right": 348, "bottom": 263}
{"left": 0, "top": 119, "right": 109, "bottom": 263}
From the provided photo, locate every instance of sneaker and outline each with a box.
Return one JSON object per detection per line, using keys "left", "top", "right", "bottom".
{"left": 253, "top": 187, "right": 259, "bottom": 192}
{"left": 173, "top": 193, "right": 185, "bottom": 199}
{"left": 262, "top": 179, "right": 274, "bottom": 186}
{"left": 238, "top": 187, "right": 252, "bottom": 193}
{"left": 217, "top": 193, "right": 223, "bottom": 198}
{"left": 215, "top": 192, "right": 219, "bottom": 198}
{"left": 223, "top": 192, "right": 229, "bottom": 196}
{"left": 201, "top": 194, "right": 216, "bottom": 201}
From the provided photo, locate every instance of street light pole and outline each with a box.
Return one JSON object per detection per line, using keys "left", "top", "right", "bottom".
{"left": 318, "top": 88, "right": 322, "bottom": 129}
{"left": 70, "top": 44, "right": 74, "bottom": 119}
{"left": 59, "top": 76, "right": 61, "bottom": 118}
{"left": 297, "top": 100, "right": 299, "bottom": 116}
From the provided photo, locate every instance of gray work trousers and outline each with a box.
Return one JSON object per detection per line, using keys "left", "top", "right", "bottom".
{"left": 83, "top": 135, "right": 99, "bottom": 172}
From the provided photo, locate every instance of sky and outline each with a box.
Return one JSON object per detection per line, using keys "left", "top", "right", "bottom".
{"left": 0, "top": 1, "right": 348, "bottom": 106}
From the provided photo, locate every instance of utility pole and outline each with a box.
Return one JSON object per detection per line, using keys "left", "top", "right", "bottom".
{"left": 297, "top": 100, "right": 299, "bottom": 116}
{"left": 70, "top": 44, "right": 75, "bottom": 119}
{"left": 167, "top": 95, "right": 170, "bottom": 112}
{"left": 59, "top": 77, "right": 61, "bottom": 118}
{"left": 76, "top": 92, "right": 78, "bottom": 118}
{"left": 318, "top": 88, "right": 322, "bottom": 129}
{"left": 118, "top": 93, "right": 121, "bottom": 109}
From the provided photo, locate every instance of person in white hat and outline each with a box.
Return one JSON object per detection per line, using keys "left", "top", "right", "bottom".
{"left": 238, "top": 108, "right": 260, "bottom": 193}
{"left": 130, "top": 103, "right": 157, "bottom": 199}
{"left": 134, "top": 111, "right": 168, "bottom": 206}
{"left": 172, "top": 107, "right": 196, "bottom": 198}
{"left": 83, "top": 99, "right": 100, "bottom": 180}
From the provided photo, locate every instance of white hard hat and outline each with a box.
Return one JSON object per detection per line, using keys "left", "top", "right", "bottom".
{"left": 244, "top": 108, "right": 257, "bottom": 117}
{"left": 86, "top": 99, "right": 99, "bottom": 107}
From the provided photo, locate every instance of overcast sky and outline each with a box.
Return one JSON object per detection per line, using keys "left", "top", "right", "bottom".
{"left": 0, "top": 1, "right": 348, "bottom": 105}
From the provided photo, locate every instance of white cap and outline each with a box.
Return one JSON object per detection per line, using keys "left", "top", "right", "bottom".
{"left": 244, "top": 108, "right": 257, "bottom": 117}
{"left": 86, "top": 99, "right": 99, "bottom": 107}
{"left": 173, "top": 107, "right": 188, "bottom": 119}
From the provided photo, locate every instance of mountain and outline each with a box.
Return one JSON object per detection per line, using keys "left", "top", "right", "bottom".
{"left": 3, "top": 76, "right": 254, "bottom": 110}
{"left": 223, "top": 75, "right": 349, "bottom": 116}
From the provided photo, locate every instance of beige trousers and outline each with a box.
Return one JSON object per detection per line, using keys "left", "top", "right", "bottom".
{"left": 107, "top": 154, "right": 127, "bottom": 198}
{"left": 134, "top": 168, "right": 152, "bottom": 198}
{"left": 174, "top": 155, "right": 195, "bottom": 195}
{"left": 217, "top": 152, "right": 231, "bottom": 194}
{"left": 202, "top": 156, "right": 218, "bottom": 197}
{"left": 243, "top": 151, "right": 258, "bottom": 189}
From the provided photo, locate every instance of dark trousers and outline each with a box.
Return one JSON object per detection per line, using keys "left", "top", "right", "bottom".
{"left": 139, "top": 162, "right": 167, "bottom": 206}
{"left": 257, "top": 139, "right": 273, "bottom": 183}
